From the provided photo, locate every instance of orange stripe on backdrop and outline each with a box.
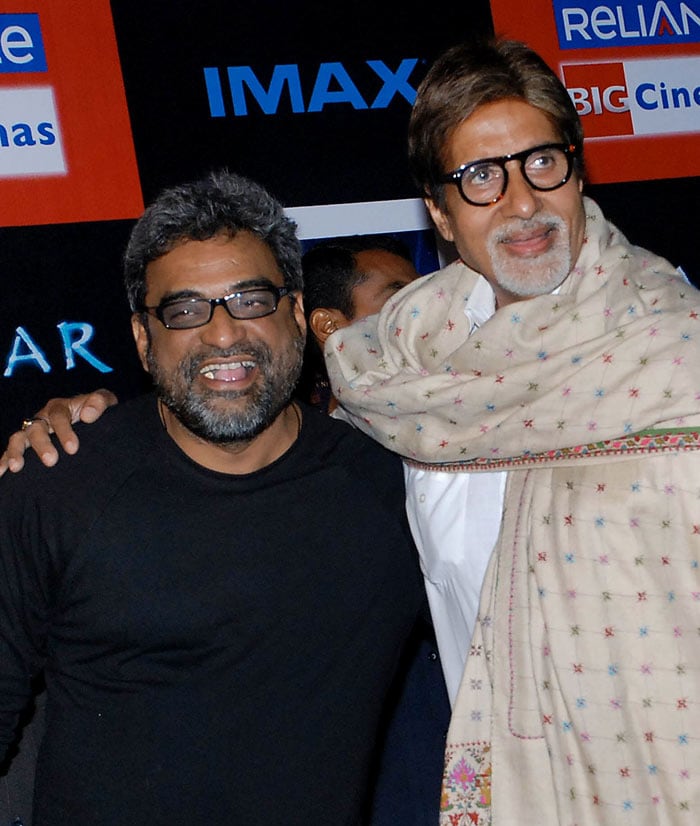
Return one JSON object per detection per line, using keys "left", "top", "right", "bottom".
{"left": 0, "top": 0, "right": 143, "bottom": 226}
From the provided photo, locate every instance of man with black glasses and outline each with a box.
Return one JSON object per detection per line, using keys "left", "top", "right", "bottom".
{"left": 326, "top": 37, "right": 700, "bottom": 825}
{"left": 0, "top": 170, "right": 426, "bottom": 825}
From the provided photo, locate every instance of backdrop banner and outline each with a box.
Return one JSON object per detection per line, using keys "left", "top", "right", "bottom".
{"left": 0, "top": 1, "right": 142, "bottom": 226}
{"left": 489, "top": 0, "right": 700, "bottom": 183}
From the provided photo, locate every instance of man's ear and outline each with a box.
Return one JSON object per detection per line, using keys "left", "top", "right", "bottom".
{"left": 309, "top": 307, "right": 348, "bottom": 346}
{"left": 424, "top": 197, "right": 455, "bottom": 243}
{"left": 131, "top": 313, "right": 151, "bottom": 373}
{"left": 290, "top": 291, "right": 307, "bottom": 337}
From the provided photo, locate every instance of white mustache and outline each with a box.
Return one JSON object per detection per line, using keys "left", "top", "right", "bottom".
{"left": 491, "top": 214, "right": 565, "bottom": 245}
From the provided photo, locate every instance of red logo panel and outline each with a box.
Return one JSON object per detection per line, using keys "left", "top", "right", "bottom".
{"left": 0, "top": 0, "right": 142, "bottom": 226}
{"left": 562, "top": 62, "right": 633, "bottom": 138}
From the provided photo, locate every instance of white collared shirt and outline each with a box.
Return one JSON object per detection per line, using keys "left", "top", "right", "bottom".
{"left": 404, "top": 275, "right": 506, "bottom": 706}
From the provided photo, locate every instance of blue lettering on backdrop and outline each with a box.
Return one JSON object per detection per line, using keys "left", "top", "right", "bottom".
{"left": 635, "top": 80, "right": 700, "bottom": 107}
{"left": 225, "top": 65, "right": 306, "bottom": 115}
{"left": 554, "top": 0, "right": 700, "bottom": 48}
{"left": 204, "top": 59, "right": 419, "bottom": 116}
{"left": 3, "top": 326, "right": 50, "bottom": 376}
{"left": 366, "top": 59, "right": 418, "bottom": 107}
{"left": 307, "top": 63, "right": 368, "bottom": 112}
{"left": 0, "top": 121, "right": 56, "bottom": 147}
{"left": 203, "top": 67, "right": 226, "bottom": 116}
{"left": 0, "top": 14, "right": 47, "bottom": 73}
{"left": 3, "top": 323, "right": 113, "bottom": 377}
{"left": 58, "top": 322, "right": 113, "bottom": 372}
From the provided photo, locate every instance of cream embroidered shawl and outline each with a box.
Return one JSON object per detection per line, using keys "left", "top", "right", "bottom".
{"left": 325, "top": 198, "right": 700, "bottom": 466}
{"left": 326, "top": 198, "right": 700, "bottom": 824}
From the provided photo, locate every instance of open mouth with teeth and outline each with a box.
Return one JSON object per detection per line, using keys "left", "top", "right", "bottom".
{"left": 199, "top": 360, "right": 257, "bottom": 382}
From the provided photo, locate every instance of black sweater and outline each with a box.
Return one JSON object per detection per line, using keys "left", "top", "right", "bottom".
{"left": 0, "top": 395, "right": 424, "bottom": 825}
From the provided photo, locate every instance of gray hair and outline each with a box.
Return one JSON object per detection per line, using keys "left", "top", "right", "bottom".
{"left": 124, "top": 169, "right": 302, "bottom": 311}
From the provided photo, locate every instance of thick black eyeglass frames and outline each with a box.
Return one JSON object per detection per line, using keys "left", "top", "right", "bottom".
{"left": 440, "top": 143, "right": 579, "bottom": 206}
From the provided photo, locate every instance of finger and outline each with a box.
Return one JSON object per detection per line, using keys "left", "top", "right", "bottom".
{"left": 49, "top": 414, "right": 79, "bottom": 454}
{"left": 78, "top": 389, "right": 119, "bottom": 423}
{"left": 0, "top": 431, "right": 28, "bottom": 476}
{"left": 21, "top": 417, "right": 60, "bottom": 466}
{"left": 37, "top": 395, "right": 89, "bottom": 453}
{"left": 0, "top": 426, "right": 57, "bottom": 476}
{"left": 0, "top": 451, "right": 24, "bottom": 476}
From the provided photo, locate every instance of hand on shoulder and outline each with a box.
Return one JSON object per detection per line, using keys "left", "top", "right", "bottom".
{"left": 0, "top": 389, "right": 118, "bottom": 477}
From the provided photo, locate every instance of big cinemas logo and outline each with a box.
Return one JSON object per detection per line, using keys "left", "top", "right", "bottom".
{"left": 563, "top": 56, "right": 700, "bottom": 137}
{"left": 0, "top": 14, "right": 66, "bottom": 177}
{"left": 555, "top": 0, "right": 700, "bottom": 49}
{"left": 0, "top": 1, "right": 142, "bottom": 227}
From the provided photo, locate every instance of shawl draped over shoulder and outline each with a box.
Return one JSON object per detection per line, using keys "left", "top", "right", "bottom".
{"left": 325, "top": 198, "right": 700, "bottom": 467}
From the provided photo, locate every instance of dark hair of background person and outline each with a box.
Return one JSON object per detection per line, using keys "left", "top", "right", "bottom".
{"left": 295, "top": 233, "right": 415, "bottom": 410}
{"left": 408, "top": 36, "right": 585, "bottom": 210}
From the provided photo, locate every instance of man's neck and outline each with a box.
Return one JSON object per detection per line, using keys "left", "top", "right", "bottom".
{"left": 160, "top": 402, "right": 302, "bottom": 474}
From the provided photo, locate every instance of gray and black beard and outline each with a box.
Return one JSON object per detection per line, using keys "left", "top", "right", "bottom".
{"left": 147, "top": 333, "right": 305, "bottom": 445}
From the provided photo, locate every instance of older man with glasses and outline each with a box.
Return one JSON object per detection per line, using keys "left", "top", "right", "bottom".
{"left": 326, "top": 36, "right": 700, "bottom": 826}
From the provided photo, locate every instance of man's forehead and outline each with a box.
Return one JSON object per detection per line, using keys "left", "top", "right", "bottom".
{"left": 355, "top": 249, "right": 417, "bottom": 281}
{"left": 146, "top": 232, "right": 283, "bottom": 291}
{"left": 468, "top": 98, "right": 555, "bottom": 127}
{"left": 448, "top": 99, "right": 560, "bottom": 159}
{"left": 155, "top": 231, "right": 277, "bottom": 266}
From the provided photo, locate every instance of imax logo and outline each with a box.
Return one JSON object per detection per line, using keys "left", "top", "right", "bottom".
{"left": 203, "top": 59, "right": 419, "bottom": 116}
{"left": 555, "top": 0, "right": 700, "bottom": 48}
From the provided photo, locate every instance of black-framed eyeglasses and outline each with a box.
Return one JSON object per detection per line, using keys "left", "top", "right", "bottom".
{"left": 141, "top": 285, "right": 293, "bottom": 329}
{"left": 440, "top": 142, "right": 579, "bottom": 207}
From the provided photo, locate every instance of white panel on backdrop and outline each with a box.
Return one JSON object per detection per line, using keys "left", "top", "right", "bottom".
{"left": 625, "top": 55, "right": 700, "bottom": 135}
{"left": 0, "top": 86, "right": 66, "bottom": 177}
{"left": 285, "top": 197, "right": 431, "bottom": 239}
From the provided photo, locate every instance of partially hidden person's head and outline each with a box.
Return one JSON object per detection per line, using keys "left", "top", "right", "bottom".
{"left": 302, "top": 233, "right": 418, "bottom": 347}
{"left": 408, "top": 36, "right": 587, "bottom": 309}
{"left": 126, "top": 169, "right": 306, "bottom": 444}
{"left": 298, "top": 234, "right": 419, "bottom": 412}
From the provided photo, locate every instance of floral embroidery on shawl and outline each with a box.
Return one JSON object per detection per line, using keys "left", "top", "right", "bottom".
{"left": 404, "top": 427, "right": 700, "bottom": 473}
{"left": 442, "top": 741, "right": 491, "bottom": 824}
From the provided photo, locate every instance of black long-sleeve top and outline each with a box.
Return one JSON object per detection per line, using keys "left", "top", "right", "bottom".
{"left": 0, "top": 395, "right": 424, "bottom": 825}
